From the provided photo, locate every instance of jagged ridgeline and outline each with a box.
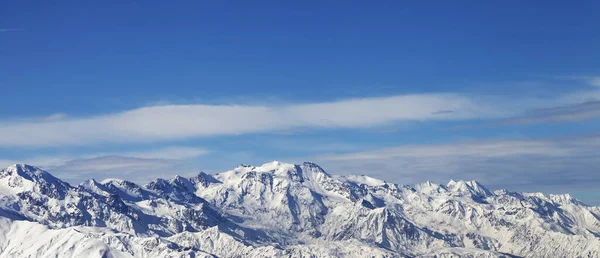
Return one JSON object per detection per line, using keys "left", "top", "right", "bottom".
{"left": 0, "top": 162, "right": 599, "bottom": 257}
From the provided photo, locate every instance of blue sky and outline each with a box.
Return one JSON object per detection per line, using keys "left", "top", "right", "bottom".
{"left": 2, "top": 2, "right": 600, "bottom": 204}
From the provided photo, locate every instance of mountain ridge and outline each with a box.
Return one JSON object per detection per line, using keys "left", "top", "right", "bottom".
{"left": 1, "top": 162, "right": 599, "bottom": 257}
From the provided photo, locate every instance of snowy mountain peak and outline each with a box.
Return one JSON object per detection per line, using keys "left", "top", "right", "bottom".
{"left": 4, "top": 164, "right": 55, "bottom": 181}
{"left": 300, "top": 161, "right": 330, "bottom": 174}
{"left": 217, "top": 161, "right": 332, "bottom": 187}
{"left": 414, "top": 180, "right": 447, "bottom": 194}
{"left": 78, "top": 178, "right": 106, "bottom": 194}
{"left": 446, "top": 179, "right": 493, "bottom": 197}
{"left": 191, "top": 171, "right": 221, "bottom": 187}
{"left": 0, "top": 164, "right": 71, "bottom": 199}
{"left": 1, "top": 163, "right": 599, "bottom": 258}
{"left": 6, "top": 164, "right": 38, "bottom": 173}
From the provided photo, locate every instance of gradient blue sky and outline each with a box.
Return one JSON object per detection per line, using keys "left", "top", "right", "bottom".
{"left": 2, "top": 2, "right": 600, "bottom": 204}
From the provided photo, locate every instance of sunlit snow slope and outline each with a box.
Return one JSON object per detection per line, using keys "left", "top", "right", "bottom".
{"left": 1, "top": 162, "right": 599, "bottom": 257}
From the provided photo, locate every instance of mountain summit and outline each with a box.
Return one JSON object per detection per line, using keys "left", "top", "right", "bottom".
{"left": 0, "top": 162, "right": 599, "bottom": 257}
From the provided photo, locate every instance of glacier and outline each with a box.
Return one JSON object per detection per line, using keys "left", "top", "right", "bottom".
{"left": 0, "top": 162, "right": 599, "bottom": 257}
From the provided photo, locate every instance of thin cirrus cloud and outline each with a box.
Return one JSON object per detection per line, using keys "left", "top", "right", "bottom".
{"left": 40, "top": 113, "right": 69, "bottom": 122}
{"left": 0, "top": 94, "right": 509, "bottom": 148}
{"left": 32, "top": 146, "right": 206, "bottom": 183}
{"left": 0, "top": 28, "right": 21, "bottom": 32}
{"left": 320, "top": 138, "right": 574, "bottom": 161}
{"left": 48, "top": 156, "right": 184, "bottom": 183}
{"left": 559, "top": 76, "right": 600, "bottom": 88}
{"left": 1, "top": 84, "right": 599, "bottom": 148}
{"left": 591, "top": 77, "right": 600, "bottom": 87}
{"left": 115, "top": 146, "right": 209, "bottom": 160}
{"left": 317, "top": 133, "right": 600, "bottom": 194}
{"left": 0, "top": 146, "right": 208, "bottom": 180}
{"left": 487, "top": 76, "right": 600, "bottom": 125}
{"left": 54, "top": 156, "right": 178, "bottom": 173}
{"left": 495, "top": 100, "right": 600, "bottom": 125}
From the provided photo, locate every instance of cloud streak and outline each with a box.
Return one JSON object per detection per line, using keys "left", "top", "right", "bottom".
{"left": 496, "top": 101, "right": 600, "bottom": 125}
{"left": 558, "top": 76, "right": 600, "bottom": 88}
{"left": 49, "top": 156, "right": 186, "bottom": 183}
{"left": 0, "top": 146, "right": 207, "bottom": 165}
{"left": 55, "top": 156, "right": 177, "bottom": 173}
{"left": 0, "top": 28, "right": 21, "bottom": 32}
{"left": 1, "top": 85, "right": 599, "bottom": 148}
{"left": 0, "top": 94, "right": 510, "bottom": 147}
{"left": 115, "top": 146, "right": 208, "bottom": 160}
{"left": 0, "top": 146, "right": 208, "bottom": 183}
{"left": 317, "top": 134, "right": 600, "bottom": 194}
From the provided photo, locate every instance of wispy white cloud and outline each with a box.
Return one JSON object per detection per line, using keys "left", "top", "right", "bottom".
{"left": 0, "top": 146, "right": 208, "bottom": 183}
{"left": 590, "top": 77, "right": 600, "bottom": 88}
{"left": 115, "top": 146, "right": 208, "bottom": 160}
{"left": 0, "top": 156, "right": 76, "bottom": 170}
{"left": 49, "top": 156, "right": 185, "bottom": 183}
{"left": 40, "top": 113, "right": 68, "bottom": 122}
{"left": 2, "top": 82, "right": 600, "bottom": 148}
{"left": 0, "top": 28, "right": 21, "bottom": 32}
{"left": 0, "top": 94, "right": 540, "bottom": 148}
{"left": 0, "top": 146, "right": 208, "bottom": 184}
{"left": 0, "top": 159, "right": 20, "bottom": 168}
{"left": 485, "top": 76, "right": 600, "bottom": 125}
{"left": 55, "top": 156, "right": 177, "bottom": 172}
{"left": 321, "top": 138, "right": 574, "bottom": 161}
{"left": 557, "top": 75, "right": 600, "bottom": 88}
{"left": 496, "top": 101, "right": 600, "bottom": 125}
{"left": 463, "top": 76, "right": 600, "bottom": 127}
{"left": 317, "top": 134, "right": 600, "bottom": 193}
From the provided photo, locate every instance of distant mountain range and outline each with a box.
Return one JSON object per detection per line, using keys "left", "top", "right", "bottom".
{"left": 1, "top": 162, "right": 599, "bottom": 257}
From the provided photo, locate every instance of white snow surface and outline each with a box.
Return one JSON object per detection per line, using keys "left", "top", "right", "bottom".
{"left": 1, "top": 162, "right": 599, "bottom": 257}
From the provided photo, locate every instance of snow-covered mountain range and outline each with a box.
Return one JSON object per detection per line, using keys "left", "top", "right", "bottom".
{"left": 1, "top": 162, "right": 599, "bottom": 257}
